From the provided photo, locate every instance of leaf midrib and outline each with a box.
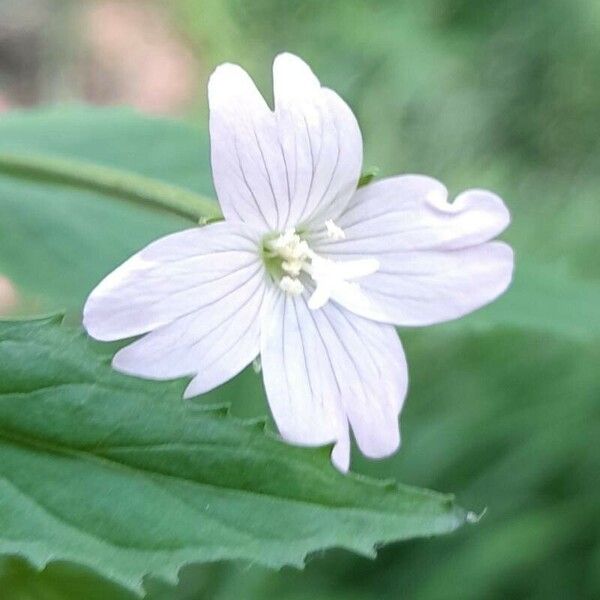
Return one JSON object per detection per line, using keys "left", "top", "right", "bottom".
{"left": 0, "top": 152, "right": 223, "bottom": 223}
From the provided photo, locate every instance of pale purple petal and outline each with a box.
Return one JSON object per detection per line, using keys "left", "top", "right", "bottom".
{"left": 208, "top": 53, "right": 362, "bottom": 232}
{"left": 329, "top": 242, "right": 514, "bottom": 325}
{"left": 331, "top": 427, "right": 351, "bottom": 473}
{"left": 273, "top": 53, "right": 363, "bottom": 227}
{"left": 315, "top": 176, "right": 510, "bottom": 252}
{"left": 83, "top": 222, "right": 266, "bottom": 395}
{"left": 112, "top": 272, "right": 266, "bottom": 395}
{"left": 261, "top": 290, "right": 406, "bottom": 470}
{"left": 209, "top": 63, "right": 287, "bottom": 230}
{"left": 314, "top": 176, "right": 514, "bottom": 326}
{"left": 314, "top": 302, "right": 406, "bottom": 461}
{"left": 260, "top": 288, "right": 348, "bottom": 448}
{"left": 84, "top": 222, "right": 262, "bottom": 341}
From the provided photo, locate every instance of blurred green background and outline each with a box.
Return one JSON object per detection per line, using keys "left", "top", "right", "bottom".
{"left": 0, "top": 0, "right": 599, "bottom": 598}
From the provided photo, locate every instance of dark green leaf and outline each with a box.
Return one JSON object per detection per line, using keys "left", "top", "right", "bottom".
{"left": 0, "top": 107, "right": 216, "bottom": 315}
{"left": 0, "top": 317, "right": 466, "bottom": 594}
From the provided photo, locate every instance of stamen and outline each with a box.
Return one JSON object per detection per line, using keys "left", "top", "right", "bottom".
{"left": 325, "top": 219, "right": 346, "bottom": 240}
{"left": 281, "top": 260, "right": 303, "bottom": 277}
{"left": 269, "top": 228, "right": 297, "bottom": 250}
{"left": 264, "top": 226, "right": 377, "bottom": 305}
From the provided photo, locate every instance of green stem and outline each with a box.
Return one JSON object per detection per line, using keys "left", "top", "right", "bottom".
{"left": 0, "top": 152, "right": 223, "bottom": 223}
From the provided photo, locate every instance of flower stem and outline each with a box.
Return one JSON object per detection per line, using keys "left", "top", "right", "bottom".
{"left": 0, "top": 152, "right": 223, "bottom": 223}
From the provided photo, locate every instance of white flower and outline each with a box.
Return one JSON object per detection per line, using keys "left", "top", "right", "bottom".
{"left": 83, "top": 53, "right": 514, "bottom": 471}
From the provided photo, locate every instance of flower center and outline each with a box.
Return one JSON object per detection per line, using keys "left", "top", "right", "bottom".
{"left": 261, "top": 222, "right": 379, "bottom": 310}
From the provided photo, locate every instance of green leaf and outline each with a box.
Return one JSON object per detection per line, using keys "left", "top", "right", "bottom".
{"left": 0, "top": 107, "right": 217, "bottom": 315}
{"left": 0, "top": 317, "right": 467, "bottom": 595}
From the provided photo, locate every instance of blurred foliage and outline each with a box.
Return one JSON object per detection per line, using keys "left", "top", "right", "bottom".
{"left": 170, "top": 1, "right": 600, "bottom": 598}
{"left": 176, "top": 0, "right": 600, "bottom": 277}
{"left": 0, "top": 0, "right": 599, "bottom": 598}
{"left": 0, "top": 108, "right": 209, "bottom": 313}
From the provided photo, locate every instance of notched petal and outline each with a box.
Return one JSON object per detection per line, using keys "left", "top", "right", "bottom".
{"left": 315, "top": 175, "right": 514, "bottom": 326}
{"left": 260, "top": 291, "right": 406, "bottom": 471}
{"left": 209, "top": 53, "right": 363, "bottom": 231}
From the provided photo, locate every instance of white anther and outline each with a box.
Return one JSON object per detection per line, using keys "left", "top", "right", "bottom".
{"left": 267, "top": 228, "right": 313, "bottom": 283}
{"left": 269, "top": 228, "right": 297, "bottom": 251}
{"left": 325, "top": 219, "right": 346, "bottom": 240}
{"left": 279, "top": 276, "right": 304, "bottom": 296}
{"left": 266, "top": 226, "right": 376, "bottom": 305}
{"left": 282, "top": 260, "right": 303, "bottom": 277}
{"left": 295, "top": 240, "right": 311, "bottom": 257}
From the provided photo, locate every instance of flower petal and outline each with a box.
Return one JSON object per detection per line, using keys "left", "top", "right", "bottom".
{"left": 83, "top": 222, "right": 267, "bottom": 395}
{"left": 112, "top": 273, "right": 266, "bottom": 396}
{"left": 331, "top": 243, "right": 514, "bottom": 326}
{"left": 314, "top": 302, "right": 406, "bottom": 461}
{"left": 260, "top": 291, "right": 406, "bottom": 470}
{"left": 208, "top": 53, "right": 362, "bottom": 231}
{"left": 260, "top": 288, "right": 347, "bottom": 448}
{"left": 331, "top": 427, "right": 351, "bottom": 473}
{"left": 314, "top": 176, "right": 514, "bottom": 325}
{"left": 83, "top": 221, "right": 262, "bottom": 341}
{"left": 208, "top": 63, "right": 283, "bottom": 230}
{"left": 273, "top": 53, "right": 363, "bottom": 227}
{"left": 316, "top": 175, "right": 510, "bottom": 252}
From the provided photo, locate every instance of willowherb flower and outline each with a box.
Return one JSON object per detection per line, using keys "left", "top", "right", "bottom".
{"left": 83, "top": 53, "right": 514, "bottom": 471}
